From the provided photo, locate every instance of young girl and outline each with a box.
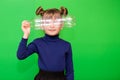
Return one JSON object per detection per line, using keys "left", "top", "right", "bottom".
{"left": 17, "top": 6, "right": 74, "bottom": 80}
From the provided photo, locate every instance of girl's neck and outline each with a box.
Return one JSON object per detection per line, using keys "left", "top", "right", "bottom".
{"left": 44, "top": 34, "right": 59, "bottom": 41}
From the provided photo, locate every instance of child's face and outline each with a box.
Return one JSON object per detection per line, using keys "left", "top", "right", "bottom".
{"left": 42, "top": 15, "right": 63, "bottom": 36}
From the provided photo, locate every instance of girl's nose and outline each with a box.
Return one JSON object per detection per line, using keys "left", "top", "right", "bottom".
{"left": 50, "top": 22, "right": 55, "bottom": 28}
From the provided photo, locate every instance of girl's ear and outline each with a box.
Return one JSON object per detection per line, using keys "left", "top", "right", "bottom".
{"left": 60, "top": 26, "right": 63, "bottom": 30}
{"left": 61, "top": 23, "right": 64, "bottom": 27}
{"left": 59, "top": 23, "right": 63, "bottom": 30}
{"left": 40, "top": 26, "right": 44, "bottom": 30}
{"left": 36, "top": 6, "right": 44, "bottom": 16}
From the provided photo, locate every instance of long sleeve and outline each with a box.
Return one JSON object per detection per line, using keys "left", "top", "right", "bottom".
{"left": 17, "top": 38, "right": 38, "bottom": 60}
{"left": 65, "top": 44, "right": 74, "bottom": 80}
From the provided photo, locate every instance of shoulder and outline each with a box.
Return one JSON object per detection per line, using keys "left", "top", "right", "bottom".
{"left": 59, "top": 39, "right": 72, "bottom": 52}
{"left": 32, "top": 37, "right": 44, "bottom": 43}
{"left": 59, "top": 38, "right": 71, "bottom": 47}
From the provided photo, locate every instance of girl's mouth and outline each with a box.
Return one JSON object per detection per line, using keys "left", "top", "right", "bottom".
{"left": 48, "top": 29, "right": 56, "bottom": 31}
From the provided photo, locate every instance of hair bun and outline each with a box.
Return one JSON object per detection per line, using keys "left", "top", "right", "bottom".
{"left": 36, "top": 6, "right": 44, "bottom": 16}
{"left": 60, "top": 6, "right": 68, "bottom": 16}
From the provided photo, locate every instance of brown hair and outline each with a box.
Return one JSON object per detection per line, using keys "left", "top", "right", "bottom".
{"left": 36, "top": 6, "right": 68, "bottom": 18}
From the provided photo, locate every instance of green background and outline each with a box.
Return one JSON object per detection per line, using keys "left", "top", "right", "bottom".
{"left": 0, "top": 0, "right": 120, "bottom": 80}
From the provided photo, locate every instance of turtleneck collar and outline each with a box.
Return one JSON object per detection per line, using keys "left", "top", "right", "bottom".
{"left": 43, "top": 34, "right": 59, "bottom": 41}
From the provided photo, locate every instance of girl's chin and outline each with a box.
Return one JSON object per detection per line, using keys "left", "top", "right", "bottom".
{"left": 46, "top": 33, "right": 58, "bottom": 36}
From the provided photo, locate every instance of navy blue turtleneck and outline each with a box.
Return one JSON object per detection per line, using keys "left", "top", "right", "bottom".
{"left": 17, "top": 34, "right": 74, "bottom": 80}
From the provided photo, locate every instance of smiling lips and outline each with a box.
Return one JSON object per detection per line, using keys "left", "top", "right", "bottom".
{"left": 48, "top": 29, "right": 56, "bottom": 31}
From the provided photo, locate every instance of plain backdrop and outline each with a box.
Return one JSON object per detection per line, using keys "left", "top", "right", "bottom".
{"left": 0, "top": 0, "right": 120, "bottom": 80}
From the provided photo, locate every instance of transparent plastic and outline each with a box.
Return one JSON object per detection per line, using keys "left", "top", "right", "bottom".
{"left": 30, "top": 15, "right": 76, "bottom": 30}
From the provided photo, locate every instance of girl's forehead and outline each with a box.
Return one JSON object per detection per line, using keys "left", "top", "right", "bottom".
{"left": 43, "top": 13, "right": 62, "bottom": 19}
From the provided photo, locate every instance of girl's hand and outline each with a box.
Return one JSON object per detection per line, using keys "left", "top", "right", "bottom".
{"left": 21, "top": 20, "right": 30, "bottom": 39}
